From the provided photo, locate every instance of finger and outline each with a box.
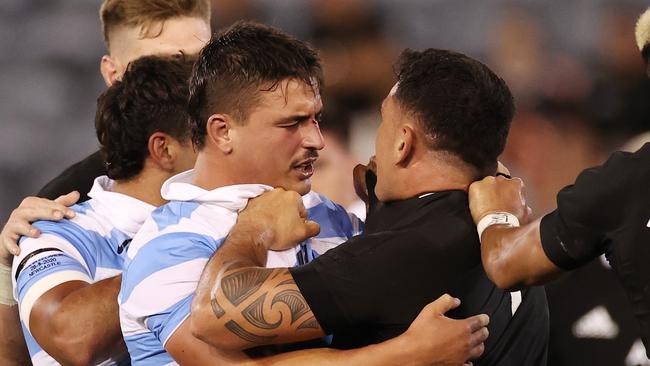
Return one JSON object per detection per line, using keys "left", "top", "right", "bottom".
{"left": 428, "top": 293, "right": 461, "bottom": 315}
{"left": 470, "top": 327, "right": 489, "bottom": 346}
{"left": 2, "top": 236, "right": 21, "bottom": 256}
{"left": 54, "top": 191, "right": 80, "bottom": 217}
{"left": 303, "top": 220, "right": 321, "bottom": 238}
{"left": 16, "top": 206, "right": 66, "bottom": 222}
{"left": 468, "top": 342, "right": 485, "bottom": 359}
{"left": 5, "top": 220, "right": 39, "bottom": 239}
{"left": 467, "top": 314, "right": 490, "bottom": 332}
{"left": 297, "top": 199, "right": 309, "bottom": 220}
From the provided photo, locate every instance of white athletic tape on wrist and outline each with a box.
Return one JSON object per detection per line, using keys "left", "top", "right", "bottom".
{"left": 0, "top": 263, "right": 17, "bottom": 306}
{"left": 476, "top": 212, "right": 520, "bottom": 241}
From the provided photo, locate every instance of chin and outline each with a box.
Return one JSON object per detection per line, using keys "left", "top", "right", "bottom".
{"left": 292, "top": 180, "right": 311, "bottom": 196}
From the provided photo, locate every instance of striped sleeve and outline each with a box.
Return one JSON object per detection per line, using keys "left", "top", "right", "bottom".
{"left": 119, "top": 232, "right": 222, "bottom": 346}
{"left": 12, "top": 220, "right": 97, "bottom": 331}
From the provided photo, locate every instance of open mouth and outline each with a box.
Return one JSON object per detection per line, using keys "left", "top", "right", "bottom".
{"left": 293, "top": 159, "right": 316, "bottom": 179}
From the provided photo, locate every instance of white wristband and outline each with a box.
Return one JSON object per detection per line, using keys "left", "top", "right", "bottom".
{"left": 476, "top": 212, "right": 520, "bottom": 241}
{"left": 0, "top": 263, "right": 17, "bottom": 306}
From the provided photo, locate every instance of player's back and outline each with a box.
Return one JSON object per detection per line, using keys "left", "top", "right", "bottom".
{"left": 292, "top": 190, "right": 548, "bottom": 365}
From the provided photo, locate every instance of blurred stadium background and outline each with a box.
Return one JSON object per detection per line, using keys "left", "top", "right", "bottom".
{"left": 1, "top": 1, "right": 649, "bottom": 364}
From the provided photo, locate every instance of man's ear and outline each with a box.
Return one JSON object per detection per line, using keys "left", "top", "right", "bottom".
{"left": 147, "top": 132, "right": 175, "bottom": 171}
{"left": 205, "top": 114, "right": 235, "bottom": 154}
{"left": 395, "top": 124, "right": 416, "bottom": 166}
{"left": 100, "top": 55, "right": 120, "bottom": 86}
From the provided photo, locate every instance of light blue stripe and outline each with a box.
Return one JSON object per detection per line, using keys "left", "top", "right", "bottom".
{"left": 151, "top": 201, "right": 201, "bottom": 232}
{"left": 15, "top": 252, "right": 90, "bottom": 303}
{"left": 307, "top": 196, "right": 354, "bottom": 239}
{"left": 21, "top": 323, "right": 42, "bottom": 358}
{"left": 29, "top": 219, "right": 99, "bottom": 276}
{"left": 120, "top": 232, "right": 222, "bottom": 302}
{"left": 125, "top": 332, "right": 175, "bottom": 366}
{"left": 72, "top": 201, "right": 93, "bottom": 215}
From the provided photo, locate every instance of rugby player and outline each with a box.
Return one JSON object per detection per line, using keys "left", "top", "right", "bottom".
{"left": 189, "top": 48, "right": 549, "bottom": 365}
{"left": 118, "top": 23, "right": 489, "bottom": 366}
{"left": 11, "top": 55, "right": 197, "bottom": 365}
{"left": 0, "top": 2, "right": 210, "bottom": 363}
{"left": 465, "top": 7, "right": 650, "bottom": 356}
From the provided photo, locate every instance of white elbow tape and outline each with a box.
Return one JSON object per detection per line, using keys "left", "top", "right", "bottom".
{"left": 476, "top": 212, "right": 520, "bottom": 241}
{"left": 0, "top": 263, "right": 17, "bottom": 306}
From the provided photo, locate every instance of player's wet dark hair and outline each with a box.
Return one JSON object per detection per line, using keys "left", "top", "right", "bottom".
{"left": 95, "top": 54, "right": 195, "bottom": 180}
{"left": 188, "top": 21, "right": 323, "bottom": 149}
{"left": 394, "top": 49, "right": 514, "bottom": 176}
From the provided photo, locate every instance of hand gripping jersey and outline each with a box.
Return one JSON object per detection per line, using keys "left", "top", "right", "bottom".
{"left": 12, "top": 176, "right": 155, "bottom": 366}
{"left": 118, "top": 170, "right": 362, "bottom": 365}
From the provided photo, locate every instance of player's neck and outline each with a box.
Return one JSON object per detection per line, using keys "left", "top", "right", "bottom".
{"left": 392, "top": 153, "right": 477, "bottom": 199}
{"left": 192, "top": 150, "right": 242, "bottom": 191}
{"left": 111, "top": 169, "right": 168, "bottom": 207}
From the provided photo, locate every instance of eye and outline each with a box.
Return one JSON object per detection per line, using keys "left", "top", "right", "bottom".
{"left": 315, "top": 112, "right": 323, "bottom": 124}
{"left": 278, "top": 121, "right": 300, "bottom": 128}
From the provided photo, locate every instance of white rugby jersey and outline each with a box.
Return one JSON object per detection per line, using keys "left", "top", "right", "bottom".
{"left": 12, "top": 176, "right": 155, "bottom": 366}
{"left": 119, "top": 170, "right": 363, "bottom": 365}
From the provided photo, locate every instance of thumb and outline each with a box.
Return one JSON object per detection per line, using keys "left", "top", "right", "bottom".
{"left": 303, "top": 220, "right": 320, "bottom": 239}
{"left": 428, "top": 293, "right": 461, "bottom": 315}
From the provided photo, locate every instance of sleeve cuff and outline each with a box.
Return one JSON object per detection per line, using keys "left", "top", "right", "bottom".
{"left": 540, "top": 211, "right": 589, "bottom": 270}
{"left": 289, "top": 263, "right": 346, "bottom": 335}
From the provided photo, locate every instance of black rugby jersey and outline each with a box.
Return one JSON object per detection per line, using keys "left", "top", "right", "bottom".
{"left": 37, "top": 150, "right": 106, "bottom": 202}
{"left": 540, "top": 142, "right": 650, "bottom": 354}
{"left": 291, "top": 190, "right": 549, "bottom": 365}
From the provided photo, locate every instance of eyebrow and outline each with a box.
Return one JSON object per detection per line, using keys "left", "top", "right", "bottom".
{"left": 274, "top": 110, "right": 323, "bottom": 125}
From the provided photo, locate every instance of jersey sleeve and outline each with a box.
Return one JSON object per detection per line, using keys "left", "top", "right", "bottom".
{"left": 119, "top": 232, "right": 221, "bottom": 347}
{"left": 12, "top": 220, "right": 96, "bottom": 331}
{"left": 540, "top": 148, "right": 644, "bottom": 270}
{"left": 289, "top": 230, "right": 452, "bottom": 335}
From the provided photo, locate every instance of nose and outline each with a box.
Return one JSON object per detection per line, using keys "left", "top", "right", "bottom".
{"left": 301, "top": 119, "right": 325, "bottom": 150}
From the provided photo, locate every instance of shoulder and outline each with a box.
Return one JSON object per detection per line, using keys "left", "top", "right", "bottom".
{"left": 305, "top": 192, "right": 364, "bottom": 239}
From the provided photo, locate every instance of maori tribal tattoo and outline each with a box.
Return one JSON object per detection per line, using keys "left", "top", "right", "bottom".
{"left": 212, "top": 267, "right": 322, "bottom": 344}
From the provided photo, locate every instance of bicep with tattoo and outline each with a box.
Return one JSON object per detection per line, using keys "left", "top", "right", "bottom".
{"left": 206, "top": 265, "right": 324, "bottom": 348}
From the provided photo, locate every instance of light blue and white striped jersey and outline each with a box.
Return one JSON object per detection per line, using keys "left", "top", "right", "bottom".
{"left": 11, "top": 176, "right": 155, "bottom": 366}
{"left": 119, "top": 170, "right": 362, "bottom": 365}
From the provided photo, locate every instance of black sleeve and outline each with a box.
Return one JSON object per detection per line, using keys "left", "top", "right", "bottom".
{"left": 539, "top": 147, "right": 647, "bottom": 270}
{"left": 289, "top": 231, "right": 453, "bottom": 335}
{"left": 37, "top": 150, "right": 106, "bottom": 202}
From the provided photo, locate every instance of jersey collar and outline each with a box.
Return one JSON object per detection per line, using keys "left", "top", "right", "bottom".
{"left": 87, "top": 176, "right": 156, "bottom": 237}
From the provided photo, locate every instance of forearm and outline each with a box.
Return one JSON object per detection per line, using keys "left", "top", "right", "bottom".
{"left": 0, "top": 304, "right": 31, "bottom": 366}
{"left": 34, "top": 276, "right": 125, "bottom": 365}
{"left": 481, "top": 219, "right": 561, "bottom": 290}
{"left": 252, "top": 336, "right": 420, "bottom": 366}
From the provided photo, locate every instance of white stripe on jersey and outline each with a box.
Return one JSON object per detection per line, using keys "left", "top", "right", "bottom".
{"left": 121, "top": 257, "right": 208, "bottom": 333}
{"left": 20, "top": 270, "right": 92, "bottom": 330}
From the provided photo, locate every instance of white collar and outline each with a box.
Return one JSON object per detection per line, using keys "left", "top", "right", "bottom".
{"left": 87, "top": 176, "right": 156, "bottom": 237}
{"left": 161, "top": 170, "right": 273, "bottom": 212}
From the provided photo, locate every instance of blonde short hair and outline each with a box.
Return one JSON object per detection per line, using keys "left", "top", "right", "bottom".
{"left": 100, "top": 0, "right": 210, "bottom": 48}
